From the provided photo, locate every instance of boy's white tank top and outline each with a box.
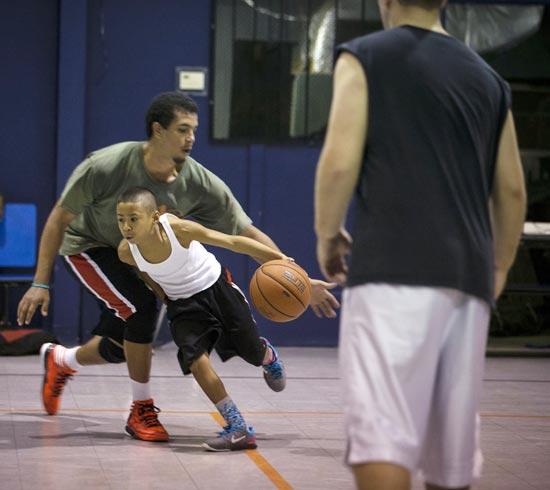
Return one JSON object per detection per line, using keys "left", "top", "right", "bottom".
{"left": 128, "top": 214, "right": 221, "bottom": 300}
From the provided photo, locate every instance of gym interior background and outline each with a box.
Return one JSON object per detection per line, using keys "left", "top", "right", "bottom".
{"left": 1, "top": 0, "right": 549, "bottom": 348}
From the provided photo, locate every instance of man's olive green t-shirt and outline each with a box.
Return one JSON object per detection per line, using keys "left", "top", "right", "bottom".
{"left": 59, "top": 141, "right": 252, "bottom": 256}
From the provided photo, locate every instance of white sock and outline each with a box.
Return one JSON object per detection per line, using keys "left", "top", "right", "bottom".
{"left": 52, "top": 345, "right": 81, "bottom": 370}
{"left": 131, "top": 380, "right": 151, "bottom": 401}
{"left": 63, "top": 347, "right": 82, "bottom": 370}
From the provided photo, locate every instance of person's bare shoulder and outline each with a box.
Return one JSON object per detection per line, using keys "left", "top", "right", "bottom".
{"left": 166, "top": 214, "right": 197, "bottom": 234}
{"left": 164, "top": 213, "right": 183, "bottom": 226}
{"left": 117, "top": 239, "right": 135, "bottom": 265}
{"left": 164, "top": 214, "right": 197, "bottom": 246}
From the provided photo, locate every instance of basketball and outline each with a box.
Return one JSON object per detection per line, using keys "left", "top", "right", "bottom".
{"left": 249, "top": 259, "right": 311, "bottom": 323}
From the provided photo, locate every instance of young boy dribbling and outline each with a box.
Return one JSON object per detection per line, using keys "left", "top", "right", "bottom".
{"left": 116, "top": 186, "right": 289, "bottom": 451}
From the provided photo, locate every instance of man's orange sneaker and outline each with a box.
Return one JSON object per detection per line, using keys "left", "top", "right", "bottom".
{"left": 125, "top": 399, "right": 169, "bottom": 442}
{"left": 40, "top": 343, "right": 77, "bottom": 415}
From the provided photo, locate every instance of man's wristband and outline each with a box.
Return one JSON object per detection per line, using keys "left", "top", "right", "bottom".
{"left": 31, "top": 282, "right": 50, "bottom": 290}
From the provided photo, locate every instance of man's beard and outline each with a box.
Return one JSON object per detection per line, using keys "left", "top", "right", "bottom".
{"left": 173, "top": 157, "right": 185, "bottom": 165}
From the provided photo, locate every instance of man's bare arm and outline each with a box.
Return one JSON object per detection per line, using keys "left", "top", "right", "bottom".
{"left": 34, "top": 204, "right": 77, "bottom": 283}
{"left": 17, "top": 203, "right": 76, "bottom": 324}
{"left": 314, "top": 52, "right": 367, "bottom": 242}
{"left": 314, "top": 52, "right": 367, "bottom": 286}
{"left": 490, "top": 110, "right": 527, "bottom": 298}
{"left": 239, "top": 224, "right": 281, "bottom": 262}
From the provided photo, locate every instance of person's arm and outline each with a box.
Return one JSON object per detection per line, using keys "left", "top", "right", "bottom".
{"left": 239, "top": 224, "right": 340, "bottom": 318}
{"left": 34, "top": 204, "right": 77, "bottom": 284}
{"left": 172, "top": 219, "right": 287, "bottom": 264}
{"left": 17, "top": 203, "right": 76, "bottom": 325}
{"left": 18, "top": 156, "right": 100, "bottom": 325}
{"left": 314, "top": 52, "right": 367, "bottom": 285}
{"left": 117, "top": 240, "right": 166, "bottom": 302}
{"left": 187, "top": 160, "right": 340, "bottom": 315}
{"left": 490, "top": 110, "right": 527, "bottom": 299}
{"left": 238, "top": 224, "right": 281, "bottom": 261}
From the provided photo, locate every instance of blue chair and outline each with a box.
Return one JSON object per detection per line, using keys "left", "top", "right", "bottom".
{"left": 0, "top": 204, "right": 37, "bottom": 326}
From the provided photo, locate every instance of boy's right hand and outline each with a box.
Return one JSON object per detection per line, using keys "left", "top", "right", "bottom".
{"left": 17, "top": 287, "right": 50, "bottom": 325}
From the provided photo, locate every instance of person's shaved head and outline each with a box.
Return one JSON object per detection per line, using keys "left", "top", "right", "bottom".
{"left": 398, "top": 0, "right": 445, "bottom": 8}
{"left": 117, "top": 187, "right": 158, "bottom": 213}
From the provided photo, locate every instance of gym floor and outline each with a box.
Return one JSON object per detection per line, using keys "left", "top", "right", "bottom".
{"left": 1, "top": 345, "right": 549, "bottom": 490}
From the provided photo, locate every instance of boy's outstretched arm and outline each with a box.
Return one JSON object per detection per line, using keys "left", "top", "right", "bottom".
{"left": 172, "top": 217, "right": 339, "bottom": 319}
{"left": 170, "top": 218, "right": 287, "bottom": 264}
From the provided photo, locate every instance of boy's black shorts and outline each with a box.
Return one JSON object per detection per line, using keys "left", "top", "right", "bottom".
{"left": 167, "top": 268, "right": 266, "bottom": 375}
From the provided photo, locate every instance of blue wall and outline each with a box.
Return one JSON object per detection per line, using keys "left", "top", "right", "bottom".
{"left": 1, "top": 0, "right": 340, "bottom": 346}
{"left": 0, "top": 1, "right": 59, "bottom": 331}
{"left": 0, "top": 1, "right": 58, "bottom": 238}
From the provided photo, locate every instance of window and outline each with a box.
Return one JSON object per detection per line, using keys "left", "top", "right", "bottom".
{"left": 212, "top": 0, "right": 550, "bottom": 162}
{"left": 211, "top": 0, "right": 382, "bottom": 143}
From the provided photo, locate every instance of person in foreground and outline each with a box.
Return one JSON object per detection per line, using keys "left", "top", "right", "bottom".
{"left": 116, "top": 186, "right": 288, "bottom": 451}
{"left": 314, "top": 0, "right": 526, "bottom": 489}
{"left": 17, "top": 91, "right": 338, "bottom": 442}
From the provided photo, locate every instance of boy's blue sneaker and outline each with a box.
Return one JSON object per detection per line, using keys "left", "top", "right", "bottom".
{"left": 202, "top": 425, "right": 257, "bottom": 452}
{"left": 261, "top": 337, "right": 286, "bottom": 392}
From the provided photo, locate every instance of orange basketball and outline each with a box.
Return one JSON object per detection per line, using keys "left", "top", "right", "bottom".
{"left": 249, "top": 259, "right": 311, "bottom": 323}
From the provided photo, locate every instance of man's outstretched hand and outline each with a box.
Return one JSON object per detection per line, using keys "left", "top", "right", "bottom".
{"left": 309, "top": 279, "right": 339, "bottom": 318}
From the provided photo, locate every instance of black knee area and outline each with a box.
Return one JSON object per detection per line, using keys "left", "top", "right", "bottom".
{"left": 240, "top": 338, "right": 266, "bottom": 367}
{"left": 123, "top": 295, "right": 158, "bottom": 344}
{"left": 98, "top": 337, "right": 126, "bottom": 364}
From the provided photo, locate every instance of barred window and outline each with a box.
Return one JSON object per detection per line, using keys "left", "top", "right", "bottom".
{"left": 211, "top": 0, "right": 550, "bottom": 155}
{"left": 211, "top": 0, "right": 382, "bottom": 143}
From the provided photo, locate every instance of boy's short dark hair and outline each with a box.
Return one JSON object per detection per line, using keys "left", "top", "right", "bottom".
{"left": 118, "top": 187, "right": 158, "bottom": 212}
{"left": 145, "top": 91, "right": 198, "bottom": 138}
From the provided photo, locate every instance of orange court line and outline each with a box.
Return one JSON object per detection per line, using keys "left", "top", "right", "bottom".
{"left": 210, "top": 412, "right": 293, "bottom": 490}
{"left": 2, "top": 408, "right": 550, "bottom": 420}
{"left": 480, "top": 412, "right": 550, "bottom": 420}
{"left": 0, "top": 408, "right": 342, "bottom": 416}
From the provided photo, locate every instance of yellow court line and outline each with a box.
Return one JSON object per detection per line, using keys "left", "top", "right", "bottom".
{"left": 210, "top": 412, "right": 293, "bottom": 490}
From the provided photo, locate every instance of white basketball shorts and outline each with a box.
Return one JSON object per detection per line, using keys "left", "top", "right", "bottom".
{"left": 340, "top": 283, "right": 490, "bottom": 488}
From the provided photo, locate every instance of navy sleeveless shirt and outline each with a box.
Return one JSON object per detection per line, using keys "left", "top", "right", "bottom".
{"left": 337, "top": 26, "right": 510, "bottom": 304}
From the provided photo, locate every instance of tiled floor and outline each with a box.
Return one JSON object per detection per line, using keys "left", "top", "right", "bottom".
{"left": 1, "top": 346, "right": 549, "bottom": 489}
